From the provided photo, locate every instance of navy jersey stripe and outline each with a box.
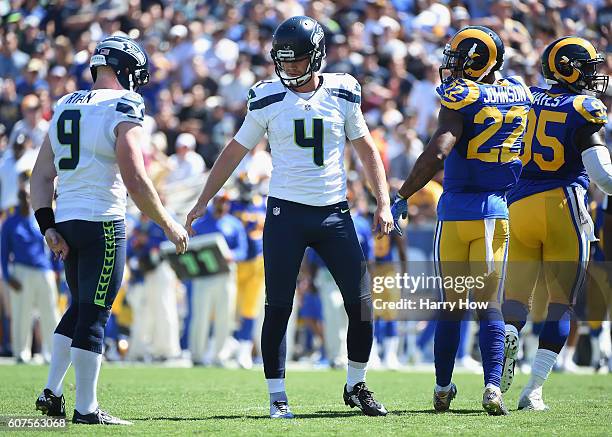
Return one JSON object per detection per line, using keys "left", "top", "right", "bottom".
{"left": 326, "top": 88, "right": 361, "bottom": 103}
{"left": 249, "top": 92, "right": 287, "bottom": 110}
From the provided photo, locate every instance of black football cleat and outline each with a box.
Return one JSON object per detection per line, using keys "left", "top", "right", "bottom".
{"left": 343, "top": 382, "right": 388, "bottom": 416}
{"left": 72, "top": 409, "right": 133, "bottom": 425}
{"left": 36, "top": 389, "right": 66, "bottom": 417}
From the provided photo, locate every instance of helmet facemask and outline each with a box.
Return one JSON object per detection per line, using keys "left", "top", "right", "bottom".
{"left": 272, "top": 46, "right": 323, "bottom": 88}
{"left": 570, "top": 55, "right": 609, "bottom": 96}
{"left": 439, "top": 44, "right": 469, "bottom": 84}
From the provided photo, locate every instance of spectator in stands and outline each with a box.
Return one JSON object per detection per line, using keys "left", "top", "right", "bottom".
{"left": 0, "top": 133, "right": 37, "bottom": 212}
{"left": 8, "top": 94, "right": 49, "bottom": 151}
{"left": 165, "top": 133, "right": 205, "bottom": 185}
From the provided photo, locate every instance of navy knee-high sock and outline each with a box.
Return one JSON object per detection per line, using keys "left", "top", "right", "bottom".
{"left": 434, "top": 311, "right": 462, "bottom": 387}
{"left": 345, "top": 302, "right": 373, "bottom": 363}
{"left": 502, "top": 299, "right": 529, "bottom": 332}
{"left": 478, "top": 307, "right": 505, "bottom": 388}
{"left": 539, "top": 303, "right": 571, "bottom": 353}
{"left": 262, "top": 305, "right": 292, "bottom": 379}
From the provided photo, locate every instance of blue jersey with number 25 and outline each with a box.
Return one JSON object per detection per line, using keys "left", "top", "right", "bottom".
{"left": 507, "top": 85, "right": 608, "bottom": 205}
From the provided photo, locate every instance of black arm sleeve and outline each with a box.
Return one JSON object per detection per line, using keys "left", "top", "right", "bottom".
{"left": 574, "top": 123, "right": 606, "bottom": 153}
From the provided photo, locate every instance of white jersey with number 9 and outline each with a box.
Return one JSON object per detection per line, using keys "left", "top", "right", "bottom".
{"left": 49, "top": 89, "right": 145, "bottom": 223}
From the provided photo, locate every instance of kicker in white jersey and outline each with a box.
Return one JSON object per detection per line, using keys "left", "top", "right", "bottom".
{"left": 49, "top": 89, "right": 145, "bottom": 223}
{"left": 233, "top": 73, "right": 368, "bottom": 206}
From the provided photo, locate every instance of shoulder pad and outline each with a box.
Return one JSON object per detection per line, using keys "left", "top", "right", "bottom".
{"left": 436, "top": 79, "right": 480, "bottom": 110}
{"left": 324, "top": 73, "right": 361, "bottom": 103}
{"left": 247, "top": 80, "right": 286, "bottom": 111}
{"left": 573, "top": 95, "right": 608, "bottom": 125}
{"left": 115, "top": 92, "right": 145, "bottom": 121}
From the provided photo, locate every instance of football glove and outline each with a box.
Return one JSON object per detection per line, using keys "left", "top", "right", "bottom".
{"left": 390, "top": 194, "right": 408, "bottom": 236}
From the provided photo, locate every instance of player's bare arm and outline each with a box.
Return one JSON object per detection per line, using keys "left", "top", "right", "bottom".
{"left": 397, "top": 107, "right": 463, "bottom": 200}
{"left": 576, "top": 124, "right": 612, "bottom": 195}
{"left": 351, "top": 134, "right": 393, "bottom": 237}
{"left": 31, "top": 136, "right": 70, "bottom": 260}
{"left": 185, "top": 139, "right": 249, "bottom": 235}
{"left": 116, "top": 121, "right": 188, "bottom": 254}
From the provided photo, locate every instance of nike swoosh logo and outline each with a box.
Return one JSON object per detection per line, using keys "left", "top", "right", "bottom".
{"left": 340, "top": 208, "right": 350, "bottom": 213}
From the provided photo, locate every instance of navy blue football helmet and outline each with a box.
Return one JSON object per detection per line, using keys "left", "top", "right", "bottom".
{"left": 270, "top": 16, "right": 325, "bottom": 88}
{"left": 440, "top": 26, "right": 505, "bottom": 84}
{"left": 90, "top": 35, "right": 150, "bottom": 92}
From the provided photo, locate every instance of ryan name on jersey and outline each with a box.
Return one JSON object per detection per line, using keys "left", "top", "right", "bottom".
{"left": 63, "top": 91, "right": 98, "bottom": 105}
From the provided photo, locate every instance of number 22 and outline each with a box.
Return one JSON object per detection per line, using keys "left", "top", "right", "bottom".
{"left": 467, "top": 105, "right": 528, "bottom": 163}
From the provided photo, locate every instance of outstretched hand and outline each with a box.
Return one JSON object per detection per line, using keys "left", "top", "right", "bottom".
{"left": 44, "top": 229, "right": 70, "bottom": 261}
{"left": 185, "top": 198, "right": 208, "bottom": 237}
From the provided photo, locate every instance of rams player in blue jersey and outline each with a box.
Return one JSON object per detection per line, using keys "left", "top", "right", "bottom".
{"left": 501, "top": 37, "right": 611, "bottom": 410}
{"left": 229, "top": 176, "right": 267, "bottom": 369}
{"left": 392, "top": 26, "right": 533, "bottom": 415}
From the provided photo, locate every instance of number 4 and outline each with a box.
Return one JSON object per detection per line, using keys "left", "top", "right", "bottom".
{"left": 294, "top": 118, "right": 324, "bottom": 167}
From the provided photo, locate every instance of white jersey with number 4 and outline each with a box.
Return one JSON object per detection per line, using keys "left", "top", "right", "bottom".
{"left": 234, "top": 73, "right": 369, "bottom": 206}
{"left": 49, "top": 89, "right": 145, "bottom": 223}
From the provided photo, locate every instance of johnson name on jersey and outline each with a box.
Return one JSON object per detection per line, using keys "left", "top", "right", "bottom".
{"left": 233, "top": 73, "right": 368, "bottom": 207}
{"left": 435, "top": 76, "right": 533, "bottom": 221}
{"left": 50, "top": 89, "right": 145, "bottom": 222}
{"left": 508, "top": 85, "right": 609, "bottom": 204}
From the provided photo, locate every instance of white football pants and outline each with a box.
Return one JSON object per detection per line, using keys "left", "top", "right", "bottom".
{"left": 10, "top": 264, "right": 59, "bottom": 362}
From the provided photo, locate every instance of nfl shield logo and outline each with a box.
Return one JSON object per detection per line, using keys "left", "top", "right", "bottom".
{"left": 273, "top": 207, "right": 281, "bottom": 216}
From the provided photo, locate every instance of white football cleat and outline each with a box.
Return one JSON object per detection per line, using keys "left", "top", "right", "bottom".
{"left": 270, "top": 400, "right": 294, "bottom": 419}
{"left": 501, "top": 328, "right": 519, "bottom": 393}
{"left": 482, "top": 385, "right": 509, "bottom": 416}
{"left": 518, "top": 386, "right": 549, "bottom": 411}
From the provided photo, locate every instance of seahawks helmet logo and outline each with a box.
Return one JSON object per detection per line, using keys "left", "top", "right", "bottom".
{"left": 311, "top": 25, "right": 324, "bottom": 48}
{"left": 122, "top": 42, "right": 146, "bottom": 65}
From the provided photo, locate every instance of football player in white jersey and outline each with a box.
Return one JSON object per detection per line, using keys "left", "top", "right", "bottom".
{"left": 31, "top": 35, "right": 188, "bottom": 425}
{"left": 186, "top": 16, "right": 393, "bottom": 418}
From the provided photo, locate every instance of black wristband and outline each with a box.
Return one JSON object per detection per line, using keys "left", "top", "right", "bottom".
{"left": 34, "top": 207, "right": 56, "bottom": 236}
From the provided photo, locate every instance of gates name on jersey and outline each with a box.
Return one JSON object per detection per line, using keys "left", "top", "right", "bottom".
{"left": 234, "top": 73, "right": 368, "bottom": 207}
{"left": 50, "top": 89, "right": 145, "bottom": 223}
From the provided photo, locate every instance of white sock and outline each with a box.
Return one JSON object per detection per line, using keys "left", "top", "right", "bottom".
{"left": 71, "top": 347, "right": 102, "bottom": 415}
{"left": 266, "top": 378, "right": 285, "bottom": 395}
{"left": 505, "top": 324, "right": 519, "bottom": 338}
{"left": 347, "top": 360, "right": 367, "bottom": 391}
{"left": 435, "top": 383, "right": 453, "bottom": 392}
{"left": 485, "top": 383, "right": 500, "bottom": 392}
{"left": 528, "top": 348, "right": 558, "bottom": 390}
{"left": 45, "top": 334, "right": 73, "bottom": 396}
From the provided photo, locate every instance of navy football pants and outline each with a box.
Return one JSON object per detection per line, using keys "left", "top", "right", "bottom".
{"left": 55, "top": 220, "right": 126, "bottom": 354}
{"left": 262, "top": 197, "right": 373, "bottom": 379}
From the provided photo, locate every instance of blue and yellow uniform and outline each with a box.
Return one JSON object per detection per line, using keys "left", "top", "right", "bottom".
{"left": 230, "top": 195, "right": 267, "bottom": 320}
{"left": 434, "top": 76, "right": 532, "bottom": 304}
{"left": 505, "top": 85, "right": 608, "bottom": 305}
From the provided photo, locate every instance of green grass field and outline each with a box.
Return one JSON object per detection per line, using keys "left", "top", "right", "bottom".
{"left": 0, "top": 365, "right": 610, "bottom": 435}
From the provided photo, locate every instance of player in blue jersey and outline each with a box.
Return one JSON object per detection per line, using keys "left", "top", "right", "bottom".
{"left": 391, "top": 26, "right": 533, "bottom": 415}
{"left": 501, "top": 37, "right": 611, "bottom": 410}
{"left": 229, "top": 176, "right": 267, "bottom": 369}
